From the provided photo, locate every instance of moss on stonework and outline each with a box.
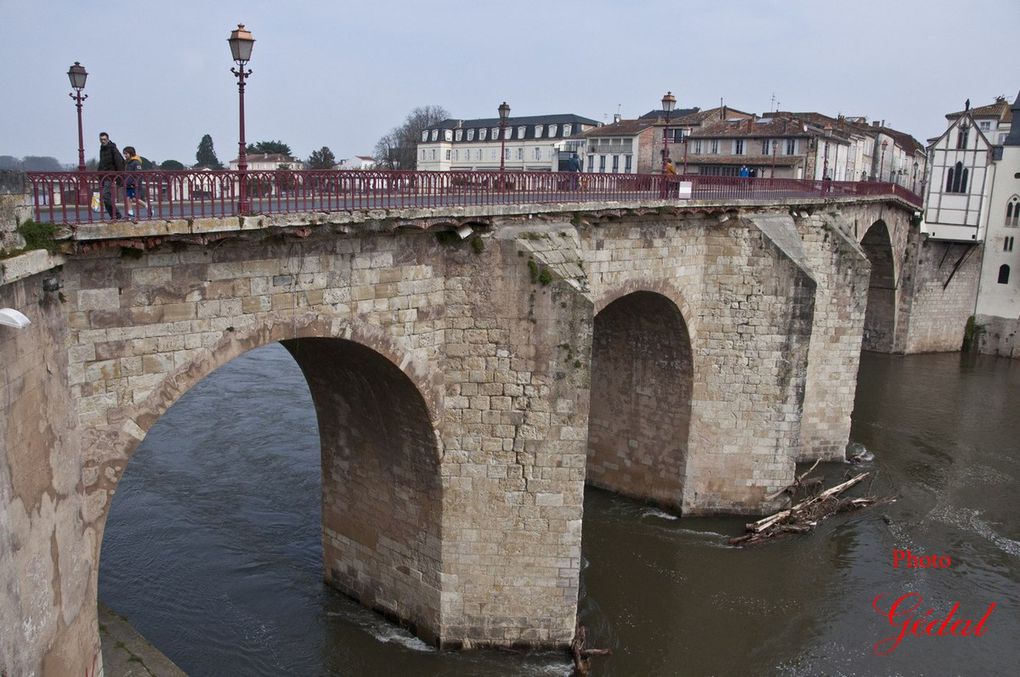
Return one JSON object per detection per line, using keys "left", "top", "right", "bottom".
{"left": 15, "top": 219, "right": 58, "bottom": 253}
{"left": 962, "top": 315, "right": 984, "bottom": 352}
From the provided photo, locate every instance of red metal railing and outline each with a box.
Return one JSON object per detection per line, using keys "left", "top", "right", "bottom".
{"left": 26, "top": 170, "right": 922, "bottom": 226}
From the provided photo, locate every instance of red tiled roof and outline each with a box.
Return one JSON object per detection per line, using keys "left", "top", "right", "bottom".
{"left": 687, "top": 154, "right": 802, "bottom": 166}
{"left": 690, "top": 117, "right": 818, "bottom": 139}
{"left": 946, "top": 98, "right": 1012, "bottom": 123}
{"left": 581, "top": 119, "right": 657, "bottom": 137}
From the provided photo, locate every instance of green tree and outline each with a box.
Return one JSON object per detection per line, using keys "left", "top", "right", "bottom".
{"left": 195, "top": 134, "right": 224, "bottom": 169}
{"left": 246, "top": 140, "right": 292, "bottom": 157}
{"left": 160, "top": 159, "right": 185, "bottom": 170}
{"left": 306, "top": 146, "right": 336, "bottom": 170}
{"left": 373, "top": 105, "right": 449, "bottom": 170}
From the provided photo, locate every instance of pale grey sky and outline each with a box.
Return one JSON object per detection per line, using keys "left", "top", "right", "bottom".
{"left": 1, "top": 0, "right": 1017, "bottom": 167}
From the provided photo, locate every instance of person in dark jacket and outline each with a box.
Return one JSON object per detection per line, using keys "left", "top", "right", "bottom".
{"left": 98, "top": 132, "right": 125, "bottom": 219}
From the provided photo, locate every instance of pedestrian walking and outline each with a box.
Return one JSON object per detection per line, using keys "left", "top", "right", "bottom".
{"left": 123, "top": 146, "right": 151, "bottom": 219}
{"left": 97, "top": 132, "right": 125, "bottom": 219}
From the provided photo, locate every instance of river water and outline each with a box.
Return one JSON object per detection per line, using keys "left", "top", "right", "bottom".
{"left": 99, "top": 347, "right": 1020, "bottom": 676}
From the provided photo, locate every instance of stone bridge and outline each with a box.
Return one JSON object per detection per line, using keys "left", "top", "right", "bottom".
{"left": 0, "top": 192, "right": 980, "bottom": 674}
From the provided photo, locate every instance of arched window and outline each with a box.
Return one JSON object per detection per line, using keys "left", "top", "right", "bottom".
{"left": 1006, "top": 196, "right": 1020, "bottom": 226}
{"left": 998, "top": 264, "right": 1010, "bottom": 285}
{"left": 956, "top": 124, "right": 969, "bottom": 149}
{"left": 947, "top": 161, "right": 967, "bottom": 193}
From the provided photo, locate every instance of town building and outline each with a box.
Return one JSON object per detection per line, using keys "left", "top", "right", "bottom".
{"left": 416, "top": 114, "right": 600, "bottom": 171}
{"left": 228, "top": 153, "right": 303, "bottom": 171}
{"left": 576, "top": 106, "right": 753, "bottom": 175}
{"left": 338, "top": 156, "right": 377, "bottom": 170}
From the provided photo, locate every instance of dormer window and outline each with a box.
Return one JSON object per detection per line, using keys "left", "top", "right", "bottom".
{"left": 491, "top": 127, "right": 500, "bottom": 140}
{"left": 455, "top": 129, "right": 463, "bottom": 141}
{"left": 549, "top": 124, "right": 558, "bottom": 137}
{"left": 430, "top": 129, "right": 438, "bottom": 142}
{"left": 535, "top": 125, "right": 544, "bottom": 138}
{"left": 467, "top": 129, "right": 475, "bottom": 141}
{"left": 444, "top": 130, "right": 453, "bottom": 142}
{"left": 563, "top": 124, "right": 572, "bottom": 136}
{"left": 518, "top": 125, "right": 527, "bottom": 138}
{"left": 479, "top": 128, "right": 487, "bottom": 141}
{"left": 421, "top": 130, "right": 429, "bottom": 142}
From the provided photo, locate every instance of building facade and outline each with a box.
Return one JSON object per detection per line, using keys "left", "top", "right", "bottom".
{"left": 416, "top": 114, "right": 599, "bottom": 172}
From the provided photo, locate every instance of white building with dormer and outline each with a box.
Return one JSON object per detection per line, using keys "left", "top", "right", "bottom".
{"left": 416, "top": 114, "right": 600, "bottom": 172}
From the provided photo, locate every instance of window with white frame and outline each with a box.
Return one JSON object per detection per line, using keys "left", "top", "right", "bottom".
{"left": 467, "top": 129, "right": 475, "bottom": 141}
{"left": 431, "top": 130, "right": 438, "bottom": 141}
{"left": 693, "top": 140, "right": 702, "bottom": 154}
{"left": 504, "top": 148, "right": 510, "bottom": 159}
{"left": 518, "top": 125, "right": 527, "bottom": 138}
{"left": 517, "top": 148, "right": 523, "bottom": 160}
{"left": 479, "top": 128, "right": 487, "bottom": 141}
{"left": 431, "top": 149, "right": 437, "bottom": 160}
{"left": 979, "top": 120, "right": 991, "bottom": 131}
{"left": 1006, "top": 196, "right": 1020, "bottom": 226}
{"left": 734, "top": 139, "right": 745, "bottom": 155}
{"left": 761, "top": 139, "right": 772, "bottom": 155}
{"left": 491, "top": 128, "right": 499, "bottom": 140}
{"left": 549, "top": 124, "right": 558, "bottom": 137}
{"left": 587, "top": 154, "right": 595, "bottom": 172}
{"left": 563, "top": 124, "right": 572, "bottom": 136}
{"left": 421, "top": 131, "right": 429, "bottom": 142}
{"left": 444, "top": 130, "right": 452, "bottom": 141}
{"left": 535, "top": 125, "right": 544, "bottom": 138}
{"left": 612, "top": 155, "right": 619, "bottom": 173}
{"left": 420, "top": 150, "right": 425, "bottom": 160}
{"left": 1004, "top": 236, "right": 1014, "bottom": 252}
{"left": 710, "top": 140, "right": 720, "bottom": 154}
{"left": 786, "top": 138, "right": 796, "bottom": 155}
{"left": 476, "top": 149, "right": 482, "bottom": 160}
{"left": 534, "top": 147, "right": 541, "bottom": 160}
{"left": 624, "top": 155, "right": 632, "bottom": 172}
{"left": 445, "top": 149, "right": 451, "bottom": 160}
{"left": 455, "top": 129, "right": 463, "bottom": 142}
{"left": 599, "top": 155, "right": 606, "bottom": 172}
{"left": 490, "top": 149, "right": 497, "bottom": 160}
{"left": 453, "top": 150, "right": 459, "bottom": 161}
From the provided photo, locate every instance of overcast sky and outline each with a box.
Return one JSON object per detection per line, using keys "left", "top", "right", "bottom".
{"left": 2, "top": 0, "right": 1017, "bottom": 167}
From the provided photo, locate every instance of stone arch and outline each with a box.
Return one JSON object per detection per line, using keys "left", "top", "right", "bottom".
{"left": 860, "top": 220, "right": 897, "bottom": 351}
{"left": 587, "top": 289, "right": 694, "bottom": 512}
{"left": 93, "top": 314, "right": 444, "bottom": 644}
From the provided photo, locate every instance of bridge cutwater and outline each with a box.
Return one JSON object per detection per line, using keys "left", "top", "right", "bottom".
{"left": 1, "top": 169, "right": 980, "bottom": 673}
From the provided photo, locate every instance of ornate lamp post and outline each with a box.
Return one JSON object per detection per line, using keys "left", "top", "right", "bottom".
{"left": 880, "top": 140, "right": 888, "bottom": 182}
{"left": 67, "top": 62, "right": 89, "bottom": 205}
{"left": 912, "top": 161, "right": 919, "bottom": 193}
{"left": 228, "top": 24, "right": 255, "bottom": 214}
{"left": 661, "top": 91, "right": 676, "bottom": 172}
{"left": 498, "top": 101, "right": 510, "bottom": 187}
{"left": 67, "top": 62, "right": 88, "bottom": 172}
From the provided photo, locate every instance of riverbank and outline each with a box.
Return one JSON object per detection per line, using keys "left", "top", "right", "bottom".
{"left": 99, "top": 603, "right": 186, "bottom": 676}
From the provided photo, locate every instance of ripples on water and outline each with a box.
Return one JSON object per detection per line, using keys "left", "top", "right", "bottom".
{"left": 100, "top": 348, "right": 1020, "bottom": 675}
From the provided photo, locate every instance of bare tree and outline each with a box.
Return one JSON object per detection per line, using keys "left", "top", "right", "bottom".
{"left": 374, "top": 105, "right": 449, "bottom": 170}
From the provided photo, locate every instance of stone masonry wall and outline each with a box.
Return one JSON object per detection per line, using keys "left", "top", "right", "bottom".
{"left": 1, "top": 270, "right": 98, "bottom": 677}
{"left": 436, "top": 227, "right": 592, "bottom": 647}
{"left": 902, "top": 238, "right": 981, "bottom": 353}
{"left": 790, "top": 210, "right": 870, "bottom": 460}
{"left": 580, "top": 212, "right": 815, "bottom": 514}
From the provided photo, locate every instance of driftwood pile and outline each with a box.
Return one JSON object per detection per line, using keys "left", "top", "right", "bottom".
{"left": 729, "top": 460, "right": 895, "bottom": 546}
{"left": 570, "top": 625, "right": 611, "bottom": 676}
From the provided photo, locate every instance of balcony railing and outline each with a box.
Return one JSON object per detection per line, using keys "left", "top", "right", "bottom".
{"left": 26, "top": 169, "right": 922, "bottom": 226}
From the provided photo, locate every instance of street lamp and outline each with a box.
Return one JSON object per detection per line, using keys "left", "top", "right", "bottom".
{"left": 67, "top": 62, "right": 88, "bottom": 173}
{"left": 229, "top": 24, "right": 255, "bottom": 214}
{"left": 880, "top": 140, "right": 888, "bottom": 182}
{"left": 67, "top": 62, "right": 89, "bottom": 206}
{"left": 495, "top": 99, "right": 507, "bottom": 187}
{"left": 661, "top": 91, "right": 676, "bottom": 172}
{"left": 912, "top": 161, "right": 919, "bottom": 194}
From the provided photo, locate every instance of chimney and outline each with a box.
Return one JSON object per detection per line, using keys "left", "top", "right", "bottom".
{"left": 613, "top": 113, "right": 622, "bottom": 123}
{"left": 872, "top": 121, "right": 880, "bottom": 128}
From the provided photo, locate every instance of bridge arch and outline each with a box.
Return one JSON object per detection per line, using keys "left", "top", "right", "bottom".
{"left": 587, "top": 288, "right": 694, "bottom": 511}
{"left": 860, "top": 220, "right": 898, "bottom": 351}
{"left": 95, "top": 315, "right": 444, "bottom": 645}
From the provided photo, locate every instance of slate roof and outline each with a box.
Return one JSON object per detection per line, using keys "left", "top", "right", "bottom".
{"left": 638, "top": 107, "right": 700, "bottom": 120}
{"left": 426, "top": 114, "right": 600, "bottom": 142}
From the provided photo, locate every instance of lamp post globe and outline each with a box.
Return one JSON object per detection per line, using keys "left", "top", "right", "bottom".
{"left": 880, "top": 140, "right": 888, "bottom": 182}
{"left": 229, "top": 24, "right": 255, "bottom": 214}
